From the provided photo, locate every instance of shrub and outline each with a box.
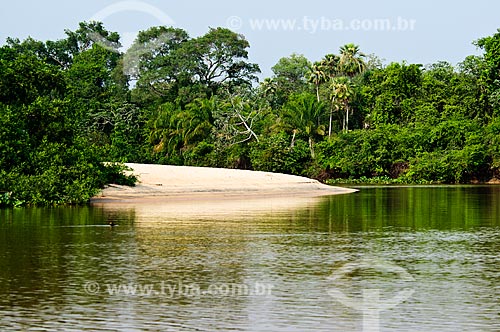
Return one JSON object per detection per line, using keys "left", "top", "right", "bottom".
{"left": 249, "top": 133, "right": 310, "bottom": 175}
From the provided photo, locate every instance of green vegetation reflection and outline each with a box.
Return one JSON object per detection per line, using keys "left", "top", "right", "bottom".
{"left": 312, "top": 186, "right": 500, "bottom": 231}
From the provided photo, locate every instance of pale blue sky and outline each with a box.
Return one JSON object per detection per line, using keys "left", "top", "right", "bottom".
{"left": 1, "top": 0, "right": 499, "bottom": 78}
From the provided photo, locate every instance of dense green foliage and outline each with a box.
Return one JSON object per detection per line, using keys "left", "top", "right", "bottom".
{"left": 0, "top": 23, "right": 137, "bottom": 207}
{"left": 2, "top": 22, "right": 500, "bottom": 206}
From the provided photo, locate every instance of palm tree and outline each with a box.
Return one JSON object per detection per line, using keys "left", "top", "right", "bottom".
{"left": 323, "top": 44, "right": 365, "bottom": 134}
{"left": 148, "top": 102, "right": 184, "bottom": 155}
{"left": 260, "top": 77, "right": 277, "bottom": 97}
{"left": 307, "top": 62, "right": 327, "bottom": 102}
{"left": 148, "top": 98, "right": 217, "bottom": 158}
{"left": 180, "top": 97, "right": 216, "bottom": 147}
{"left": 338, "top": 43, "right": 366, "bottom": 77}
{"left": 283, "top": 92, "right": 326, "bottom": 158}
{"left": 330, "top": 77, "right": 354, "bottom": 133}
{"left": 317, "top": 54, "right": 342, "bottom": 136}
{"left": 326, "top": 93, "right": 339, "bottom": 137}
{"left": 321, "top": 54, "right": 341, "bottom": 79}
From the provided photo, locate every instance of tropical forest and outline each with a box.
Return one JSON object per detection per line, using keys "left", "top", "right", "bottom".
{"left": 2, "top": 22, "right": 500, "bottom": 206}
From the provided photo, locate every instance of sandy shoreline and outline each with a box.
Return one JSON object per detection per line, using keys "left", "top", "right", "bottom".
{"left": 91, "top": 163, "right": 357, "bottom": 203}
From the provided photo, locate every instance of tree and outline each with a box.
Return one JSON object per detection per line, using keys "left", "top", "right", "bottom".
{"left": 45, "top": 21, "right": 122, "bottom": 69}
{"left": 181, "top": 97, "right": 216, "bottom": 146}
{"left": 308, "top": 62, "right": 327, "bottom": 102}
{"left": 130, "top": 27, "right": 260, "bottom": 103}
{"left": 0, "top": 49, "right": 65, "bottom": 106}
{"left": 474, "top": 29, "right": 500, "bottom": 116}
{"left": 315, "top": 54, "right": 341, "bottom": 135}
{"left": 475, "top": 29, "right": 500, "bottom": 86}
{"left": 257, "top": 77, "right": 282, "bottom": 109}
{"left": 186, "top": 27, "right": 260, "bottom": 96}
{"left": 213, "top": 96, "right": 261, "bottom": 146}
{"left": 270, "top": 53, "right": 312, "bottom": 105}
{"left": 272, "top": 53, "right": 311, "bottom": 88}
{"left": 330, "top": 77, "right": 354, "bottom": 133}
{"left": 147, "top": 102, "right": 183, "bottom": 159}
{"left": 361, "top": 62, "right": 423, "bottom": 126}
{"left": 147, "top": 97, "right": 217, "bottom": 161}
{"left": 260, "top": 77, "right": 277, "bottom": 97}
{"left": 128, "top": 26, "right": 190, "bottom": 103}
{"left": 339, "top": 43, "right": 366, "bottom": 77}
{"left": 4, "top": 37, "right": 48, "bottom": 62}
{"left": 65, "top": 44, "right": 122, "bottom": 102}
{"left": 282, "top": 92, "right": 326, "bottom": 158}
{"left": 320, "top": 54, "right": 340, "bottom": 79}
{"left": 306, "top": 47, "right": 366, "bottom": 135}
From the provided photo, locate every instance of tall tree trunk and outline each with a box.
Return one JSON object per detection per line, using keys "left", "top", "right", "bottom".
{"left": 344, "top": 103, "right": 349, "bottom": 133}
{"left": 328, "top": 107, "right": 333, "bottom": 137}
{"left": 345, "top": 103, "right": 349, "bottom": 133}
{"left": 308, "top": 136, "right": 315, "bottom": 159}
{"left": 316, "top": 85, "right": 320, "bottom": 102}
{"left": 290, "top": 130, "right": 296, "bottom": 148}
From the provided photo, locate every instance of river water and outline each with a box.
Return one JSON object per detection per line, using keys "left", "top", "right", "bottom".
{"left": 1, "top": 186, "right": 499, "bottom": 331}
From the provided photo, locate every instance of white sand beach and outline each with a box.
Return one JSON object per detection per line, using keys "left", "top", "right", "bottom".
{"left": 91, "top": 163, "right": 357, "bottom": 203}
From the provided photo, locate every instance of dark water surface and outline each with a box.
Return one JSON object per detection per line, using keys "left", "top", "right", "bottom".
{"left": 1, "top": 186, "right": 500, "bottom": 331}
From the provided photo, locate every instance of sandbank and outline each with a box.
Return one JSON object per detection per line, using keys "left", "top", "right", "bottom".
{"left": 91, "top": 163, "right": 357, "bottom": 203}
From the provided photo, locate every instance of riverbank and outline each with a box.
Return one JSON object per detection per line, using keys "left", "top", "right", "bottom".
{"left": 91, "top": 163, "right": 357, "bottom": 203}
{"left": 325, "top": 176, "right": 500, "bottom": 186}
